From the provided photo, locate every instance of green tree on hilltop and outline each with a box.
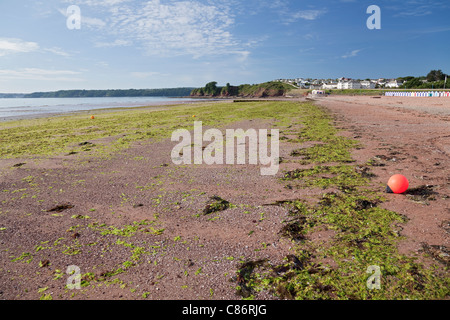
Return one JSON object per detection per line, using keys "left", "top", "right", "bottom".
{"left": 204, "top": 81, "right": 219, "bottom": 96}
{"left": 402, "top": 78, "right": 423, "bottom": 89}
{"left": 427, "top": 70, "right": 446, "bottom": 82}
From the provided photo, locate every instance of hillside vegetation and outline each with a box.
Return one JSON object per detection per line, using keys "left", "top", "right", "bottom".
{"left": 191, "top": 81, "right": 294, "bottom": 98}
{"left": 24, "top": 88, "right": 195, "bottom": 98}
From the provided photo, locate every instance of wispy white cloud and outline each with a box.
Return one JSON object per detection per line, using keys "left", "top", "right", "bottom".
{"left": 231, "top": 50, "right": 251, "bottom": 63}
{"left": 130, "top": 71, "right": 164, "bottom": 78}
{"left": 44, "top": 47, "right": 72, "bottom": 57}
{"left": 417, "top": 26, "right": 450, "bottom": 34}
{"left": 95, "top": 39, "right": 132, "bottom": 48}
{"left": 243, "top": 35, "right": 269, "bottom": 48}
{"left": 256, "top": 0, "right": 326, "bottom": 24}
{"left": 0, "top": 68, "right": 83, "bottom": 82}
{"left": 388, "top": 0, "right": 449, "bottom": 17}
{"left": 342, "top": 49, "right": 361, "bottom": 59}
{"left": 0, "top": 37, "right": 75, "bottom": 58}
{"left": 111, "top": 0, "right": 237, "bottom": 58}
{"left": 95, "top": 61, "right": 110, "bottom": 68}
{"left": 287, "top": 9, "right": 327, "bottom": 22}
{"left": 57, "top": 7, "right": 106, "bottom": 29}
{"left": 61, "top": 0, "right": 132, "bottom": 7}
{"left": 303, "top": 33, "right": 317, "bottom": 41}
{"left": 394, "top": 6, "right": 432, "bottom": 17}
{"left": 0, "top": 38, "right": 40, "bottom": 57}
{"left": 299, "top": 47, "right": 315, "bottom": 54}
{"left": 60, "top": 0, "right": 241, "bottom": 58}
{"left": 82, "top": 16, "right": 107, "bottom": 28}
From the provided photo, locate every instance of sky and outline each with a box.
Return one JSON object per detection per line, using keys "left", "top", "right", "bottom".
{"left": 0, "top": 0, "right": 449, "bottom": 93}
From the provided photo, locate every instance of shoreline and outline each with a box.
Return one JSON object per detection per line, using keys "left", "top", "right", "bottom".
{"left": 0, "top": 98, "right": 232, "bottom": 123}
{"left": 0, "top": 97, "right": 306, "bottom": 123}
{"left": 2, "top": 94, "right": 449, "bottom": 123}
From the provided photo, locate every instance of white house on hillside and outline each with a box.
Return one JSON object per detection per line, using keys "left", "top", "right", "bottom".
{"left": 309, "top": 84, "right": 323, "bottom": 90}
{"left": 322, "top": 82, "right": 338, "bottom": 90}
{"left": 337, "top": 80, "right": 361, "bottom": 90}
{"left": 385, "top": 80, "right": 404, "bottom": 88}
{"left": 360, "top": 81, "right": 376, "bottom": 89}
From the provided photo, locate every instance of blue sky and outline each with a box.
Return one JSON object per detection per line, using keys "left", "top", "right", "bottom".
{"left": 0, "top": 0, "right": 449, "bottom": 93}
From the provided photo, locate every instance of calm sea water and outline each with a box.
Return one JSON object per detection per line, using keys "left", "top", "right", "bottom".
{"left": 0, "top": 96, "right": 200, "bottom": 120}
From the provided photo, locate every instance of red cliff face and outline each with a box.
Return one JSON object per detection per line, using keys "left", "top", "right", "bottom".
{"left": 253, "top": 88, "right": 285, "bottom": 98}
{"left": 191, "top": 87, "right": 285, "bottom": 98}
{"left": 191, "top": 82, "right": 290, "bottom": 98}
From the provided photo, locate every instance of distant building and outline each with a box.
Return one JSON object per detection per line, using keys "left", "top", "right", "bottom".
{"left": 385, "top": 80, "right": 404, "bottom": 88}
{"left": 360, "top": 80, "right": 376, "bottom": 89}
{"left": 337, "top": 80, "right": 361, "bottom": 90}
{"left": 309, "top": 84, "right": 323, "bottom": 90}
{"left": 275, "top": 76, "right": 399, "bottom": 90}
{"left": 322, "top": 82, "right": 338, "bottom": 90}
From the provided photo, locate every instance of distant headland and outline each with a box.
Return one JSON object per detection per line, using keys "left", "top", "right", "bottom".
{"left": 0, "top": 88, "right": 195, "bottom": 98}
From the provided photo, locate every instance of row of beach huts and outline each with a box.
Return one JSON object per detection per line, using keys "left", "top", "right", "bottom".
{"left": 385, "top": 91, "right": 450, "bottom": 97}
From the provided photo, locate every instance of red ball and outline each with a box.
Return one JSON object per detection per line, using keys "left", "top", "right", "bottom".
{"left": 386, "top": 174, "right": 409, "bottom": 194}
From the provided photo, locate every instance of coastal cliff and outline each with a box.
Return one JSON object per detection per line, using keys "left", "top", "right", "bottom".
{"left": 190, "top": 81, "right": 293, "bottom": 98}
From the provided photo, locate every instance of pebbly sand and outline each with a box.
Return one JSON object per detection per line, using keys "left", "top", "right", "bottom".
{"left": 314, "top": 96, "right": 449, "bottom": 257}
{"left": 0, "top": 96, "right": 448, "bottom": 300}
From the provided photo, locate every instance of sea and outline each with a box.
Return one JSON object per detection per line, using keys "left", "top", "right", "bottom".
{"left": 0, "top": 96, "right": 202, "bottom": 121}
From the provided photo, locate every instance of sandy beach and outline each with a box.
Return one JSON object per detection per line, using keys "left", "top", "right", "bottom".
{"left": 0, "top": 98, "right": 229, "bottom": 123}
{"left": 320, "top": 95, "right": 450, "bottom": 117}
{"left": 0, "top": 97, "right": 448, "bottom": 300}
{"left": 315, "top": 96, "right": 449, "bottom": 253}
